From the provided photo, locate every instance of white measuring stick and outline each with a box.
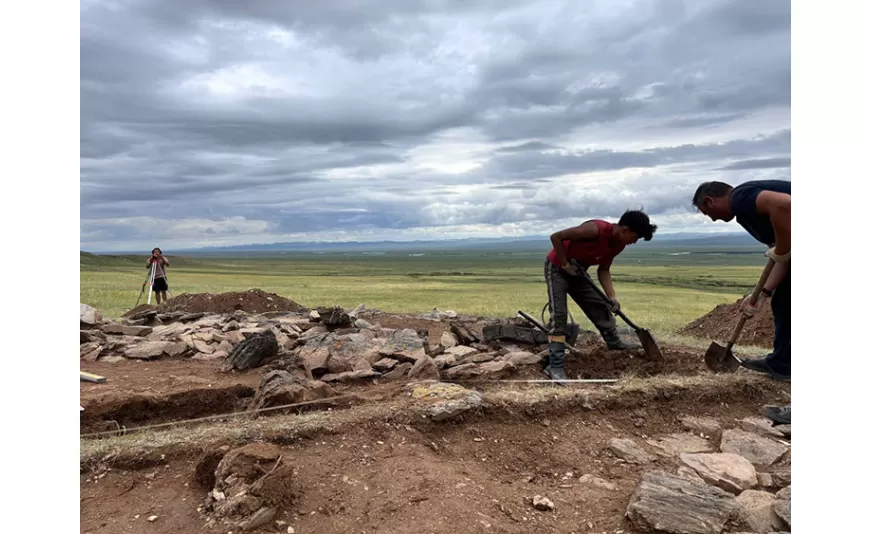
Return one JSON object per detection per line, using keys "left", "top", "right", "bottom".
{"left": 146, "top": 261, "right": 156, "bottom": 304}
{"left": 442, "top": 378, "right": 619, "bottom": 384}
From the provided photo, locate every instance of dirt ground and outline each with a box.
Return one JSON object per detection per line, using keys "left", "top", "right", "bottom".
{"left": 80, "top": 359, "right": 263, "bottom": 433}
{"left": 80, "top": 385, "right": 786, "bottom": 534}
{"left": 81, "top": 310, "right": 790, "bottom": 534}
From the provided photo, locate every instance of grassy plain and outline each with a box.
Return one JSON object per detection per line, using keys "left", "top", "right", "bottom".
{"left": 80, "top": 245, "right": 768, "bottom": 349}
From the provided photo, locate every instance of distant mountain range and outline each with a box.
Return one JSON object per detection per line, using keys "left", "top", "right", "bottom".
{"left": 150, "top": 232, "right": 760, "bottom": 254}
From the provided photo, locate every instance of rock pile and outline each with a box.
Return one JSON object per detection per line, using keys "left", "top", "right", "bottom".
{"left": 622, "top": 412, "right": 791, "bottom": 534}
{"left": 80, "top": 301, "right": 602, "bottom": 384}
{"left": 198, "top": 443, "right": 296, "bottom": 531}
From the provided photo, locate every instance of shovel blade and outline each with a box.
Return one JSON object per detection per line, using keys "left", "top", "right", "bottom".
{"left": 704, "top": 341, "right": 741, "bottom": 373}
{"left": 636, "top": 329, "right": 664, "bottom": 361}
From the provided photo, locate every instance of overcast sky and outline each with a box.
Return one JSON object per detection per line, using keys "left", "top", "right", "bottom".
{"left": 80, "top": 0, "right": 790, "bottom": 252}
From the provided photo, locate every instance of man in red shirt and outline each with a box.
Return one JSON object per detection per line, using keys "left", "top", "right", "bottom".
{"left": 543, "top": 210, "right": 657, "bottom": 381}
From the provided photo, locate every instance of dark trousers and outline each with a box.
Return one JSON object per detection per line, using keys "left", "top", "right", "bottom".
{"left": 544, "top": 261, "right": 616, "bottom": 337}
{"left": 766, "top": 270, "right": 790, "bottom": 374}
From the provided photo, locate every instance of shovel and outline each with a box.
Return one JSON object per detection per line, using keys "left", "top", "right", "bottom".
{"left": 517, "top": 310, "right": 582, "bottom": 357}
{"left": 704, "top": 258, "right": 776, "bottom": 373}
{"left": 573, "top": 266, "right": 664, "bottom": 361}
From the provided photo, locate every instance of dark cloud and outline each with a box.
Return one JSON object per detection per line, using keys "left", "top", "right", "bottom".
{"left": 659, "top": 114, "right": 745, "bottom": 130}
{"left": 494, "top": 141, "right": 561, "bottom": 154}
{"left": 480, "top": 130, "right": 790, "bottom": 181}
{"left": 718, "top": 157, "right": 791, "bottom": 171}
{"left": 80, "top": 0, "right": 791, "bottom": 251}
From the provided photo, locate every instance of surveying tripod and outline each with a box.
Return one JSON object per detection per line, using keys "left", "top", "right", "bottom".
{"left": 134, "top": 259, "right": 172, "bottom": 308}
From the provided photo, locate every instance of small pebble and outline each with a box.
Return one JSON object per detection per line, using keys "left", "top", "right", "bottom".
{"left": 532, "top": 495, "right": 554, "bottom": 511}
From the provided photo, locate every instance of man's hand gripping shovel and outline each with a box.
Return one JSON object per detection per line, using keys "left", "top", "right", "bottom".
{"left": 704, "top": 258, "right": 776, "bottom": 373}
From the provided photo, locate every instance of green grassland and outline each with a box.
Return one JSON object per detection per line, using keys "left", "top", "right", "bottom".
{"left": 80, "top": 246, "right": 768, "bottom": 349}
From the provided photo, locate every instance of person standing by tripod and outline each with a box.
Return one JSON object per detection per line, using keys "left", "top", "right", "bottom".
{"left": 146, "top": 247, "right": 170, "bottom": 305}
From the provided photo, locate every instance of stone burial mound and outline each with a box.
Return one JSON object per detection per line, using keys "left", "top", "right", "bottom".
{"left": 82, "top": 298, "right": 702, "bottom": 405}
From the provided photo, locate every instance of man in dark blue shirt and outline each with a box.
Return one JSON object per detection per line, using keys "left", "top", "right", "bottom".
{"left": 692, "top": 179, "right": 791, "bottom": 382}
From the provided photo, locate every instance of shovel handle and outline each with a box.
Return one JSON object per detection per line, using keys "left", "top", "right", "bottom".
{"left": 518, "top": 310, "right": 549, "bottom": 334}
{"left": 726, "top": 258, "right": 777, "bottom": 349}
{"left": 574, "top": 267, "right": 643, "bottom": 331}
{"left": 517, "top": 310, "right": 581, "bottom": 356}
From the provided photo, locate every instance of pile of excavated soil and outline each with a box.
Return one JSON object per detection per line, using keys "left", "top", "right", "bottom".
{"left": 678, "top": 297, "right": 775, "bottom": 348}
{"left": 162, "top": 289, "right": 307, "bottom": 314}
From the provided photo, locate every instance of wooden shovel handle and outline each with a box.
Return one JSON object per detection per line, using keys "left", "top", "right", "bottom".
{"left": 726, "top": 258, "right": 777, "bottom": 349}
{"left": 574, "top": 264, "right": 642, "bottom": 330}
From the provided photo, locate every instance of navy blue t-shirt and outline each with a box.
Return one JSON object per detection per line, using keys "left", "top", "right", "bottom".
{"left": 728, "top": 179, "right": 791, "bottom": 247}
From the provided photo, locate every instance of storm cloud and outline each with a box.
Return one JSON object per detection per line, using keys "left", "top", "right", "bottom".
{"left": 80, "top": 0, "right": 791, "bottom": 251}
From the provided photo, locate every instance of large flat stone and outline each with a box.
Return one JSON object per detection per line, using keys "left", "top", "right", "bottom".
{"left": 609, "top": 438, "right": 655, "bottom": 465}
{"left": 719, "top": 429, "right": 789, "bottom": 467}
{"left": 647, "top": 433, "right": 714, "bottom": 457}
{"left": 378, "top": 329, "right": 427, "bottom": 362}
{"left": 736, "top": 416, "right": 785, "bottom": 439}
{"left": 625, "top": 470, "right": 738, "bottom": 534}
{"left": 506, "top": 351, "right": 545, "bottom": 366}
{"left": 774, "top": 486, "right": 790, "bottom": 527}
{"left": 444, "top": 345, "right": 477, "bottom": 358}
{"left": 320, "top": 369, "right": 381, "bottom": 383}
{"left": 103, "top": 324, "right": 153, "bottom": 337}
{"left": 80, "top": 303, "right": 102, "bottom": 326}
{"left": 679, "top": 453, "right": 758, "bottom": 495}
{"left": 735, "top": 490, "right": 786, "bottom": 533}
{"left": 123, "top": 341, "right": 178, "bottom": 360}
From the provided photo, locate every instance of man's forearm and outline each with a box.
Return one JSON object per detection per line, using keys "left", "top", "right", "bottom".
{"left": 551, "top": 238, "right": 568, "bottom": 266}
{"left": 772, "top": 210, "right": 791, "bottom": 256}
{"left": 597, "top": 269, "right": 616, "bottom": 298}
{"left": 763, "top": 261, "right": 790, "bottom": 292}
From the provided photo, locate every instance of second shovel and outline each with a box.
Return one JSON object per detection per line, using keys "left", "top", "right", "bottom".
{"left": 704, "top": 258, "right": 776, "bottom": 373}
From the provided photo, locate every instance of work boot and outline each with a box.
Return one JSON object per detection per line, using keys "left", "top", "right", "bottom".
{"left": 741, "top": 357, "right": 791, "bottom": 382}
{"left": 763, "top": 404, "right": 791, "bottom": 426}
{"left": 602, "top": 329, "right": 640, "bottom": 351}
{"left": 544, "top": 341, "right": 568, "bottom": 383}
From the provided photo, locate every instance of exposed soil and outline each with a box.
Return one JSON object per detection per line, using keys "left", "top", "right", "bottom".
{"left": 81, "top": 308, "right": 791, "bottom": 534}
{"left": 80, "top": 360, "right": 263, "bottom": 433}
{"left": 80, "top": 340, "right": 711, "bottom": 435}
{"left": 80, "top": 383, "right": 788, "bottom": 534}
{"left": 564, "top": 347, "right": 707, "bottom": 380}
{"left": 678, "top": 297, "right": 775, "bottom": 348}
{"left": 161, "top": 288, "right": 307, "bottom": 314}
{"left": 80, "top": 359, "right": 263, "bottom": 402}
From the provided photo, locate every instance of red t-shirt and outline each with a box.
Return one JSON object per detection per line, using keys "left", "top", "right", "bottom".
{"left": 546, "top": 220, "right": 625, "bottom": 268}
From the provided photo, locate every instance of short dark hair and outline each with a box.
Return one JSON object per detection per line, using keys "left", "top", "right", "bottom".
{"left": 618, "top": 210, "right": 657, "bottom": 241}
{"left": 152, "top": 247, "right": 162, "bottom": 254}
{"left": 692, "top": 181, "right": 733, "bottom": 208}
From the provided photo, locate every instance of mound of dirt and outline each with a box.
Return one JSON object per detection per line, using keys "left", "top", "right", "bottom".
{"left": 678, "top": 298, "right": 775, "bottom": 348}
{"left": 162, "top": 289, "right": 306, "bottom": 315}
